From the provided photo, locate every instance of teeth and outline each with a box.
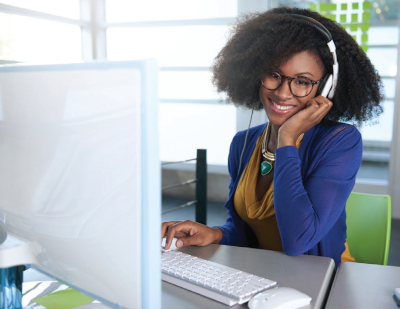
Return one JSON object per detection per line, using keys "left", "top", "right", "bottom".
{"left": 272, "top": 100, "right": 293, "bottom": 110}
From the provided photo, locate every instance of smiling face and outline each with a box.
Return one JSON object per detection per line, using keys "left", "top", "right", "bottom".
{"left": 259, "top": 50, "right": 325, "bottom": 127}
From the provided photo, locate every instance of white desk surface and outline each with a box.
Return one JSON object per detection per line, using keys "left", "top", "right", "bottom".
{"left": 162, "top": 244, "right": 335, "bottom": 309}
{"left": 24, "top": 244, "right": 335, "bottom": 309}
{"left": 325, "top": 262, "right": 400, "bottom": 309}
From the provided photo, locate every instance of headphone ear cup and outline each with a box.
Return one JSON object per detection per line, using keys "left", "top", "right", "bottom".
{"left": 320, "top": 75, "right": 333, "bottom": 98}
{"left": 316, "top": 74, "right": 330, "bottom": 97}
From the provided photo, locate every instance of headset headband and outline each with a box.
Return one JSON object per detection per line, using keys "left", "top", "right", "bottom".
{"left": 282, "top": 13, "right": 339, "bottom": 99}
{"left": 286, "top": 13, "right": 332, "bottom": 41}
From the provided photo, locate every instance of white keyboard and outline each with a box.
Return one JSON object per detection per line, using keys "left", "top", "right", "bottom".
{"left": 161, "top": 249, "right": 277, "bottom": 306}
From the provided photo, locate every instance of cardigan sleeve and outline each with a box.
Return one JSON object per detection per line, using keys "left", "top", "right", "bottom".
{"left": 274, "top": 125, "right": 362, "bottom": 256}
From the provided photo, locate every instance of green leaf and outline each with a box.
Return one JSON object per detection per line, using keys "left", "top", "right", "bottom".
{"left": 341, "top": 3, "right": 348, "bottom": 10}
{"left": 362, "top": 12, "right": 371, "bottom": 22}
{"left": 340, "top": 14, "right": 347, "bottom": 22}
{"left": 309, "top": 3, "right": 317, "bottom": 11}
{"left": 320, "top": 3, "right": 328, "bottom": 12}
{"left": 350, "top": 24, "right": 359, "bottom": 31}
{"left": 352, "top": 2, "right": 359, "bottom": 9}
{"left": 330, "top": 3, "right": 337, "bottom": 11}
{"left": 361, "top": 34, "right": 368, "bottom": 43}
{"left": 329, "top": 14, "right": 336, "bottom": 21}
{"left": 363, "top": 1, "right": 371, "bottom": 11}
{"left": 361, "top": 45, "right": 369, "bottom": 52}
{"left": 351, "top": 13, "right": 358, "bottom": 22}
{"left": 33, "top": 288, "right": 94, "bottom": 309}
{"left": 360, "top": 23, "right": 370, "bottom": 32}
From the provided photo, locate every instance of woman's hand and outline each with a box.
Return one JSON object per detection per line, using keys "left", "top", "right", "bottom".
{"left": 161, "top": 220, "right": 223, "bottom": 250}
{"left": 278, "top": 95, "right": 333, "bottom": 148}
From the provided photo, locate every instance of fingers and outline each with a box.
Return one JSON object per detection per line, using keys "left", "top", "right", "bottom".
{"left": 175, "top": 234, "right": 203, "bottom": 248}
{"left": 161, "top": 220, "right": 214, "bottom": 250}
{"left": 306, "top": 98, "right": 319, "bottom": 108}
{"left": 306, "top": 96, "right": 333, "bottom": 123}
{"left": 313, "top": 96, "right": 333, "bottom": 120}
{"left": 161, "top": 221, "right": 181, "bottom": 243}
{"left": 164, "top": 220, "right": 195, "bottom": 250}
{"left": 279, "top": 96, "right": 333, "bottom": 144}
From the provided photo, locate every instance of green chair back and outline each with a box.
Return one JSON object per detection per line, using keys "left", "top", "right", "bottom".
{"left": 346, "top": 192, "right": 391, "bottom": 265}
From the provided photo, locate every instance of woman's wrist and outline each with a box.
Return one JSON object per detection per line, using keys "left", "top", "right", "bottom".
{"left": 211, "top": 227, "right": 223, "bottom": 244}
{"left": 277, "top": 131, "right": 297, "bottom": 149}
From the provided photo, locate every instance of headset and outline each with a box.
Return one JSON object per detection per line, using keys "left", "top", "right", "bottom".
{"left": 288, "top": 14, "right": 339, "bottom": 99}
{"left": 237, "top": 13, "right": 339, "bottom": 174}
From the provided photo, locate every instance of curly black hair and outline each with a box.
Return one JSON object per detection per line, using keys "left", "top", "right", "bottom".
{"left": 212, "top": 7, "right": 384, "bottom": 124}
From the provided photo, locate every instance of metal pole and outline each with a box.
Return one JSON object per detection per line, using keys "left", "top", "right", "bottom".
{"left": 195, "top": 149, "right": 207, "bottom": 225}
{"left": 161, "top": 158, "right": 197, "bottom": 166}
{"left": 162, "top": 179, "right": 197, "bottom": 191}
{"left": 162, "top": 200, "right": 198, "bottom": 215}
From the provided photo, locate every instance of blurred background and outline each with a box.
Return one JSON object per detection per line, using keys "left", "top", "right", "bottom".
{"left": 0, "top": 0, "right": 399, "bottom": 220}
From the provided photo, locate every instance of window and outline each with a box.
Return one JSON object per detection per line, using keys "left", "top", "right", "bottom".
{"left": 107, "top": 25, "right": 230, "bottom": 67}
{"left": 106, "top": 0, "right": 237, "bottom": 22}
{"left": 0, "top": 1, "right": 82, "bottom": 63}
{"left": 159, "top": 103, "right": 236, "bottom": 165}
{"left": 0, "top": 13, "right": 81, "bottom": 63}
{"left": 0, "top": 0, "right": 80, "bottom": 19}
{"left": 105, "top": 0, "right": 238, "bottom": 165}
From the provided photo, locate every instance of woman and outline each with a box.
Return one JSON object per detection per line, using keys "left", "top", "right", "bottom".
{"left": 161, "top": 7, "right": 383, "bottom": 266}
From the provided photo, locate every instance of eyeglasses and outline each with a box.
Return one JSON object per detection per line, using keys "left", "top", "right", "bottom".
{"left": 261, "top": 72, "right": 321, "bottom": 98}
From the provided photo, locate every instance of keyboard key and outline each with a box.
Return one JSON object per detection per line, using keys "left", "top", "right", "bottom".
{"left": 244, "top": 291, "right": 252, "bottom": 297}
{"left": 204, "top": 281, "right": 214, "bottom": 288}
{"left": 161, "top": 250, "right": 277, "bottom": 306}
{"left": 251, "top": 276, "right": 266, "bottom": 282}
{"left": 231, "top": 291, "right": 244, "bottom": 298}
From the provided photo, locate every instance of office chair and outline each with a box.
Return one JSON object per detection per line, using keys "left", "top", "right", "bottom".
{"left": 346, "top": 192, "right": 391, "bottom": 265}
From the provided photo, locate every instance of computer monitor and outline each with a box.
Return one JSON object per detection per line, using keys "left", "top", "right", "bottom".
{"left": 0, "top": 60, "right": 160, "bottom": 309}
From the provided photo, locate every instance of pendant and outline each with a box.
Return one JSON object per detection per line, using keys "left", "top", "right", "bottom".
{"left": 261, "top": 161, "right": 273, "bottom": 176}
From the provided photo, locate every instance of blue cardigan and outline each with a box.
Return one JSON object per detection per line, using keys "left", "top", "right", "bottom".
{"left": 216, "top": 121, "right": 363, "bottom": 266}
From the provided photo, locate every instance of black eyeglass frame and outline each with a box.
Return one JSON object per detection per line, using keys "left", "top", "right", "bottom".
{"left": 261, "top": 73, "right": 321, "bottom": 98}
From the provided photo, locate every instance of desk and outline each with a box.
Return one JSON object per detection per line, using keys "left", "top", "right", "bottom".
{"left": 23, "top": 244, "right": 334, "bottom": 309}
{"left": 325, "top": 262, "right": 400, "bottom": 309}
{"left": 162, "top": 244, "right": 335, "bottom": 309}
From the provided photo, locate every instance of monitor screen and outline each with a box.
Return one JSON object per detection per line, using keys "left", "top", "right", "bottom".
{"left": 0, "top": 61, "right": 160, "bottom": 309}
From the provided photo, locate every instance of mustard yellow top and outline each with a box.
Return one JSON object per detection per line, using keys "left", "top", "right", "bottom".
{"left": 234, "top": 127, "right": 355, "bottom": 262}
